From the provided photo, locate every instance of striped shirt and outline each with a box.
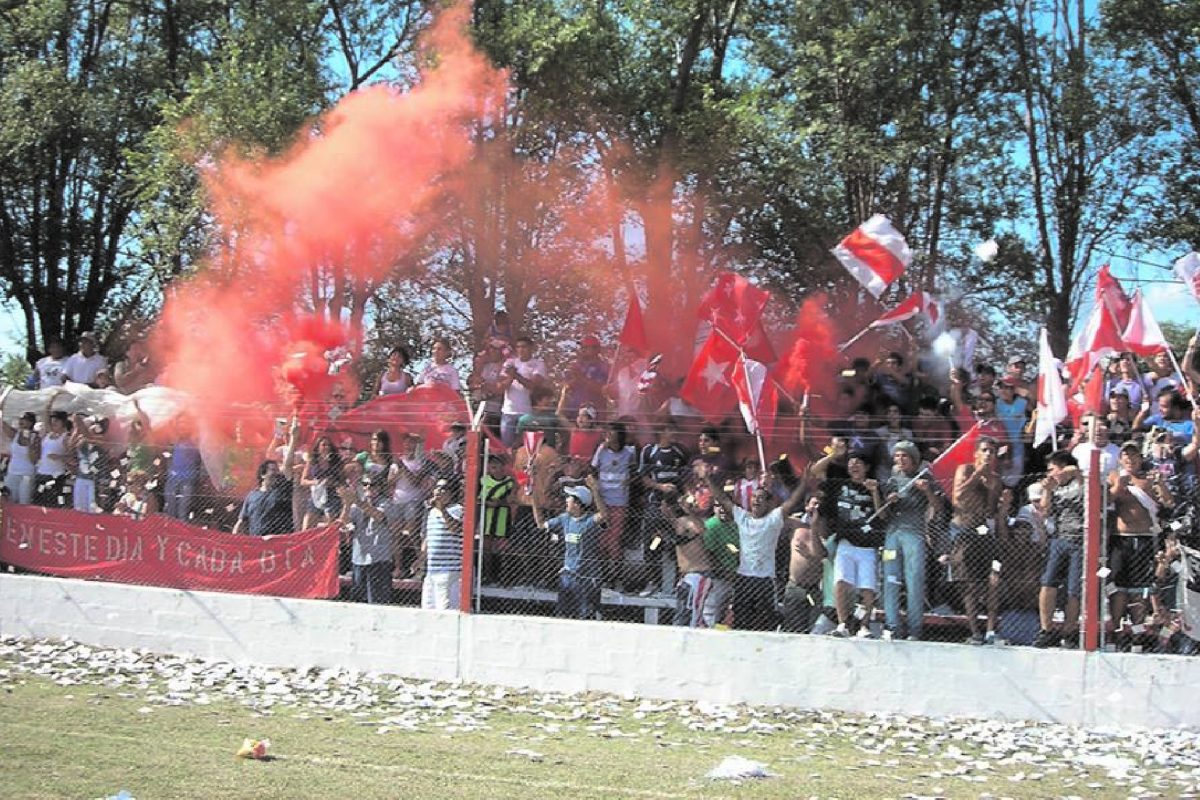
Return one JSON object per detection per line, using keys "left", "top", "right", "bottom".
{"left": 425, "top": 504, "right": 464, "bottom": 573}
{"left": 482, "top": 475, "right": 515, "bottom": 538}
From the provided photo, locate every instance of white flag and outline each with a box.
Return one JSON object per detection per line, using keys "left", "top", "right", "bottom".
{"left": 1034, "top": 328, "right": 1067, "bottom": 448}
{"left": 1174, "top": 252, "right": 1200, "bottom": 302}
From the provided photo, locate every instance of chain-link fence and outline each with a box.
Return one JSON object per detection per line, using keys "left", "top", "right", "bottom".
{"left": 4, "top": 414, "right": 1199, "bottom": 656}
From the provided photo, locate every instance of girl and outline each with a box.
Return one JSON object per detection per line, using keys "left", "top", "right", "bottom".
{"left": 1, "top": 406, "right": 39, "bottom": 504}
{"left": 301, "top": 435, "right": 344, "bottom": 529}
{"left": 378, "top": 346, "right": 412, "bottom": 396}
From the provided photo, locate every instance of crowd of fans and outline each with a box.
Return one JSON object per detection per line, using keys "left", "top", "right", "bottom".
{"left": 4, "top": 319, "right": 1200, "bottom": 655}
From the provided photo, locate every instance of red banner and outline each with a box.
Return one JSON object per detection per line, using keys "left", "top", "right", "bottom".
{"left": 0, "top": 504, "right": 340, "bottom": 599}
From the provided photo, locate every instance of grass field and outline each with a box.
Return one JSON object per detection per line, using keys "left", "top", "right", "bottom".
{"left": 1, "top": 639, "right": 1197, "bottom": 799}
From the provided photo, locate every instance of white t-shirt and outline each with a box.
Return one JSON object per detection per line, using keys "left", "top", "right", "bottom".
{"left": 392, "top": 455, "right": 429, "bottom": 504}
{"left": 1071, "top": 442, "right": 1120, "bottom": 477}
{"left": 35, "top": 356, "right": 67, "bottom": 388}
{"left": 63, "top": 352, "right": 107, "bottom": 385}
{"left": 501, "top": 357, "right": 547, "bottom": 415}
{"left": 417, "top": 363, "right": 462, "bottom": 392}
{"left": 731, "top": 506, "right": 784, "bottom": 578}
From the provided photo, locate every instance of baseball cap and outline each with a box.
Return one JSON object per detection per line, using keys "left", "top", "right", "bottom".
{"left": 580, "top": 335, "right": 601, "bottom": 348}
{"left": 563, "top": 485, "right": 593, "bottom": 506}
{"left": 1007, "top": 355, "right": 1026, "bottom": 366}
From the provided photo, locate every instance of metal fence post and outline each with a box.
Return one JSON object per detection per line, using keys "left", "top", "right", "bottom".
{"left": 1082, "top": 448, "right": 1102, "bottom": 651}
{"left": 458, "top": 428, "right": 483, "bottom": 614}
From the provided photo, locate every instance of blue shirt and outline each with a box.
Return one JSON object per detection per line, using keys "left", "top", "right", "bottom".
{"left": 239, "top": 480, "right": 294, "bottom": 536}
{"left": 546, "top": 512, "right": 603, "bottom": 578}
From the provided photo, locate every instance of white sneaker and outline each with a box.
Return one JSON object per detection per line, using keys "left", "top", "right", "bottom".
{"left": 830, "top": 623, "right": 849, "bottom": 638}
{"left": 856, "top": 626, "right": 876, "bottom": 639}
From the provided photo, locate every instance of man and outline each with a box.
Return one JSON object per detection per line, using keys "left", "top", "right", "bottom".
{"left": 880, "top": 441, "right": 939, "bottom": 641}
{"left": 781, "top": 495, "right": 826, "bottom": 634}
{"left": 1106, "top": 353, "right": 1148, "bottom": 409}
{"left": 994, "top": 377, "right": 1030, "bottom": 484}
{"left": 510, "top": 421, "right": 562, "bottom": 588}
{"left": 1135, "top": 388, "right": 1195, "bottom": 446}
{"left": 701, "top": 498, "right": 739, "bottom": 627}
{"left": 421, "top": 478, "right": 465, "bottom": 610}
{"left": 338, "top": 469, "right": 401, "bottom": 605}
{"left": 62, "top": 332, "right": 107, "bottom": 386}
{"left": 666, "top": 493, "right": 715, "bottom": 627}
{"left": 636, "top": 419, "right": 690, "bottom": 594}
{"left": 467, "top": 338, "right": 507, "bottom": 438}
{"left": 1034, "top": 452, "right": 1085, "bottom": 648}
{"left": 1004, "top": 356, "right": 1031, "bottom": 397}
{"left": 1107, "top": 442, "right": 1173, "bottom": 649}
{"left": 531, "top": 475, "right": 607, "bottom": 620}
{"left": 820, "top": 452, "right": 883, "bottom": 637}
{"left": 1105, "top": 387, "right": 1137, "bottom": 443}
{"left": 950, "top": 436, "right": 1011, "bottom": 645}
{"left": 1069, "top": 415, "right": 1121, "bottom": 478}
{"left": 707, "top": 464, "right": 807, "bottom": 631}
{"left": 870, "top": 351, "right": 912, "bottom": 412}
{"left": 499, "top": 336, "right": 548, "bottom": 447}
{"left": 392, "top": 432, "right": 434, "bottom": 579}
{"left": 949, "top": 377, "right": 1007, "bottom": 444}
{"left": 590, "top": 420, "right": 637, "bottom": 587}
{"left": 234, "top": 417, "right": 300, "bottom": 536}
{"left": 563, "top": 335, "right": 609, "bottom": 419}
{"left": 33, "top": 340, "right": 67, "bottom": 388}
{"left": 479, "top": 455, "right": 515, "bottom": 585}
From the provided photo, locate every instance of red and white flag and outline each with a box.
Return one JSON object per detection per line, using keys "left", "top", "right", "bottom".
{"left": 1033, "top": 328, "right": 1067, "bottom": 448}
{"left": 730, "top": 358, "right": 779, "bottom": 438}
{"left": 930, "top": 423, "right": 982, "bottom": 493}
{"left": 1096, "top": 264, "right": 1133, "bottom": 331}
{"left": 618, "top": 292, "right": 648, "bottom": 352}
{"left": 740, "top": 319, "right": 778, "bottom": 364}
{"left": 831, "top": 214, "right": 911, "bottom": 298}
{"left": 696, "top": 272, "right": 770, "bottom": 345}
{"left": 680, "top": 332, "right": 739, "bottom": 415}
{"left": 1065, "top": 299, "right": 1125, "bottom": 386}
{"left": 1122, "top": 288, "right": 1170, "bottom": 357}
{"left": 1174, "top": 252, "right": 1200, "bottom": 302}
{"left": 868, "top": 290, "right": 943, "bottom": 329}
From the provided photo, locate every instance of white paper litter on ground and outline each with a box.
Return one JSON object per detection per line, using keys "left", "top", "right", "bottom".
{"left": 706, "top": 755, "right": 776, "bottom": 780}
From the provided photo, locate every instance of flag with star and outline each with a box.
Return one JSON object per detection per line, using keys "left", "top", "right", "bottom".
{"left": 680, "top": 332, "right": 739, "bottom": 415}
{"left": 696, "top": 272, "right": 771, "bottom": 350}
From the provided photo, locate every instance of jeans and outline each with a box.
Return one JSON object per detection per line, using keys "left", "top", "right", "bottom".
{"left": 733, "top": 575, "right": 777, "bottom": 631}
{"left": 500, "top": 413, "right": 523, "bottom": 448}
{"left": 557, "top": 571, "right": 600, "bottom": 620}
{"left": 352, "top": 561, "right": 395, "bottom": 604}
{"left": 882, "top": 529, "right": 927, "bottom": 639}
{"left": 164, "top": 473, "right": 196, "bottom": 521}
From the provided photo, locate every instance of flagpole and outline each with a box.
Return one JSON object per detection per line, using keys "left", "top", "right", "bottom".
{"left": 707, "top": 324, "right": 799, "bottom": 406}
{"left": 1163, "top": 345, "right": 1197, "bottom": 405}
{"left": 838, "top": 324, "right": 873, "bottom": 352}
{"left": 709, "top": 322, "right": 767, "bottom": 468}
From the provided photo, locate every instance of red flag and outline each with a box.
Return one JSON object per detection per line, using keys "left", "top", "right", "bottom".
{"left": 680, "top": 333, "right": 739, "bottom": 415}
{"left": 730, "top": 358, "right": 778, "bottom": 439}
{"left": 831, "top": 214, "right": 911, "bottom": 298}
{"left": 618, "top": 292, "right": 648, "bottom": 352}
{"left": 930, "top": 423, "right": 982, "bottom": 493}
{"left": 1122, "top": 289, "right": 1170, "bottom": 357}
{"left": 741, "top": 319, "right": 778, "bottom": 364}
{"left": 1096, "top": 264, "right": 1133, "bottom": 330}
{"left": 696, "top": 272, "right": 770, "bottom": 345}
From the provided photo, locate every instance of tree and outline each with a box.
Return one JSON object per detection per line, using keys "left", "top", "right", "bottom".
{"left": 1101, "top": 0, "right": 1200, "bottom": 248}
{"left": 1008, "top": 0, "right": 1165, "bottom": 354}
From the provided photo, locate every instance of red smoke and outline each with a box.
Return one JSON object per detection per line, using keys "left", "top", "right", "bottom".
{"left": 776, "top": 293, "right": 841, "bottom": 408}
{"left": 151, "top": 4, "right": 507, "bottom": 445}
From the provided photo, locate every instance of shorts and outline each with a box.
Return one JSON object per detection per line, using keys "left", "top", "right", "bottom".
{"left": 833, "top": 543, "right": 878, "bottom": 592}
{"left": 949, "top": 523, "right": 997, "bottom": 584}
{"left": 1109, "top": 534, "right": 1156, "bottom": 590}
{"left": 674, "top": 572, "right": 712, "bottom": 628}
{"left": 1040, "top": 537, "right": 1082, "bottom": 597}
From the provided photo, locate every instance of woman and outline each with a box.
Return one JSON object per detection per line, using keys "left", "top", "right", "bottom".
{"left": 378, "top": 346, "right": 412, "bottom": 396}
{"left": 301, "top": 435, "right": 344, "bottom": 529}
{"left": 34, "top": 410, "right": 73, "bottom": 507}
{"left": 415, "top": 337, "right": 463, "bottom": 391}
{"left": 1, "top": 407, "right": 39, "bottom": 504}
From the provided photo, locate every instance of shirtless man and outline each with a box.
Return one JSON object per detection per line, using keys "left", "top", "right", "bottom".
{"left": 781, "top": 495, "right": 826, "bottom": 633}
{"left": 950, "top": 436, "right": 1012, "bottom": 644}
{"left": 667, "top": 495, "right": 714, "bottom": 628}
{"left": 1108, "top": 441, "right": 1174, "bottom": 647}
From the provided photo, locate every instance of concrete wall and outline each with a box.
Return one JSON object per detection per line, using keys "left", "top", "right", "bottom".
{"left": 2, "top": 573, "right": 1196, "bottom": 730}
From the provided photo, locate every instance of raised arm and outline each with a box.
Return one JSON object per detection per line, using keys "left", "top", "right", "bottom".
{"left": 281, "top": 416, "right": 300, "bottom": 475}
{"left": 702, "top": 464, "right": 735, "bottom": 518}
{"left": 778, "top": 479, "right": 807, "bottom": 517}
